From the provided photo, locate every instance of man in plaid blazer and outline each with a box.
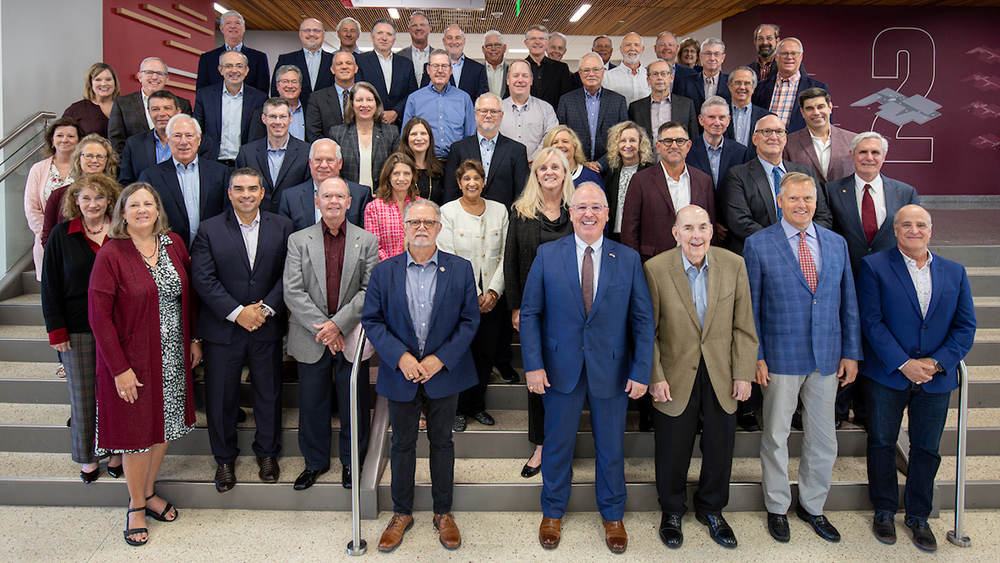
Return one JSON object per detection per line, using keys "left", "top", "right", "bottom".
{"left": 743, "top": 171, "right": 861, "bottom": 545}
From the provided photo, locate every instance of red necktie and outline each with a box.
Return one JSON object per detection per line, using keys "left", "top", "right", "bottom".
{"left": 798, "top": 232, "right": 818, "bottom": 293}
{"left": 862, "top": 184, "right": 878, "bottom": 244}
{"left": 582, "top": 247, "right": 594, "bottom": 316}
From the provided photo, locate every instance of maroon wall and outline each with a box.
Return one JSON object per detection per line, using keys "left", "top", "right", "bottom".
{"left": 723, "top": 6, "right": 1000, "bottom": 196}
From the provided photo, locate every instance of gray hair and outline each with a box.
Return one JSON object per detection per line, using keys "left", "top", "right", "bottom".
{"left": 657, "top": 31, "right": 677, "bottom": 41}
{"left": 646, "top": 58, "right": 674, "bottom": 74}
{"left": 218, "top": 49, "right": 248, "bottom": 67}
{"left": 403, "top": 199, "right": 441, "bottom": 221}
{"left": 220, "top": 10, "right": 244, "bottom": 26}
{"left": 139, "top": 57, "right": 166, "bottom": 71}
{"left": 549, "top": 31, "right": 567, "bottom": 44}
{"left": 728, "top": 66, "right": 758, "bottom": 89}
{"left": 372, "top": 18, "right": 394, "bottom": 34}
{"left": 754, "top": 23, "right": 780, "bottom": 39}
{"left": 310, "top": 138, "right": 343, "bottom": 161}
{"left": 525, "top": 24, "right": 549, "bottom": 41}
{"left": 850, "top": 131, "right": 889, "bottom": 154}
{"left": 579, "top": 52, "right": 604, "bottom": 71}
{"left": 165, "top": 113, "right": 201, "bottom": 137}
{"left": 337, "top": 17, "right": 360, "bottom": 31}
{"left": 701, "top": 96, "right": 730, "bottom": 115}
{"left": 475, "top": 92, "right": 503, "bottom": 109}
{"left": 263, "top": 97, "right": 291, "bottom": 113}
{"left": 484, "top": 30, "right": 503, "bottom": 42}
{"left": 701, "top": 37, "right": 725, "bottom": 52}
{"left": 409, "top": 11, "right": 429, "bottom": 27}
{"left": 593, "top": 35, "right": 612, "bottom": 47}
{"left": 429, "top": 48, "right": 450, "bottom": 61}
{"left": 275, "top": 64, "right": 303, "bottom": 84}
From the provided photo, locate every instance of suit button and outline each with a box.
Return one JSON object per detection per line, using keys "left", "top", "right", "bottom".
{"left": 922, "top": 326, "right": 927, "bottom": 330}
{"left": 916, "top": 349, "right": 921, "bottom": 354}
{"left": 250, "top": 280, "right": 255, "bottom": 285}
{"left": 813, "top": 300, "right": 817, "bottom": 304}
{"left": 585, "top": 324, "right": 590, "bottom": 328}
{"left": 580, "top": 346, "right": 584, "bottom": 351}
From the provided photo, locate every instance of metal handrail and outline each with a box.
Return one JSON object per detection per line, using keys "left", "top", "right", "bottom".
{"left": 347, "top": 326, "right": 368, "bottom": 556}
{"left": 0, "top": 141, "right": 46, "bottom": 184}
{"left": 947, "top": 359, "right": 972, "bottom": 547}
{"left": 0, "top": 111, "right": 56, "bottom": 151}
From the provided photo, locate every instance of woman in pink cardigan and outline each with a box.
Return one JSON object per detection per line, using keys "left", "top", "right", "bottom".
{"left": 24, "top": 118, "right": 85, "bottom": 280}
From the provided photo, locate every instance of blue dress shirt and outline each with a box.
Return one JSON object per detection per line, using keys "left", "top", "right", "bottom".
{"left": 406, "top": 249, "right": 439, "bottom": 356}
{"left": 174, "top": 157, "right": 201, "bottom": 245}
{"left": 780, "top": 217, "right": 822, "bottom": 277}
{"left": 402, "top": 83, "right": 477, "bottom": 159}
{"left": 682, "top": 252, "right": 709, "bottom": 327}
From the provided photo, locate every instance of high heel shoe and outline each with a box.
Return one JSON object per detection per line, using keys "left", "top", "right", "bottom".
{"left": 124, "top": 505, "right": 148, "bottom": 546}
{"left": 107, "top": 464, "right": 124, "bottom": 478}
{"left": 145, "top": 493, "right": 177, "bottom": 522}
{"left": 80, "top": 467, "right": 100, "bottom": 484}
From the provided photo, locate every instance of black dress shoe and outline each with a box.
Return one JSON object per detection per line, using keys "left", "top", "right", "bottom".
{"left": 496, "top": 361, "right": 519, "bottom": 383}
{"left": 520, "top": 463, "right": 541, "bottom": 478}
{"left": 872, "top": 511, "right": 896, "bottom": 544}
{"left": 80, "top": 467, "right": 100, "bottom": 484}
{"left": 237, "top": 408, "right": 248, "bottom": 423}
{"left": 905, "top": 517, "right": 937, "bottom": 551}
{"left": 767, "top": 512, "right": 790, "bottom": 543}
{"left": 453, "top": 415, "right": 467, "bottom": 432}
{"left": 737, "top": 412, "right": 762, "bottom": 432}
{"left": 341, "top": 465, "right": 355, "bottom": 489}
{"left": 854, "top": 416, "right": 869, "bottom": 433}
{"left": 293, "top": 466, "right": 329, "bottom": 490}
{"left": 658, "top": 513, "right": 683, "bottom": 548}
{"left": 473, "top": 411, "right": 495, "bottom": 426}
{"left": 796, "top": 504, "right": 840, "bottom": 542}
{"left": 696, "top": 513, "right": 737, "bottom": 548}
{"left": 215, "top": 462, "right": 236, "bottom": 493}
{"left": 257, "top": 456, "right": 279, "bottom": 482}
{"left": 791, "top": 411, "right": 803, "bottom": 431}
{"left": 639, "top": 415, "right": 654, "bottom": 433}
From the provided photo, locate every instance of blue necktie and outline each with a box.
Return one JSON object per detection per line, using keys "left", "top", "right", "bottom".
{"left": 772, "top": 166, "right": 784, "bottom": 220}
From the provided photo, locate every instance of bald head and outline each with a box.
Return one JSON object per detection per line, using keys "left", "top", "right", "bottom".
{"left": 894, "top": 204, "right": 933, "bottom": 260}
{"left": 672, "top": 205, "right": 713, "bottom": 265}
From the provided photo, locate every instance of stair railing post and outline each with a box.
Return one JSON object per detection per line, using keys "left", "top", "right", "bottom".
{"left": 346, "top": 326, "right": 368, "bottom": 555}
{"left": 947, "top": 359, "right": 971, "bottom": 547}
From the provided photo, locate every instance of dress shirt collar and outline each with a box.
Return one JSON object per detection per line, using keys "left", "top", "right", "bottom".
{"left": 854, "top": 173, "right": 883, "bottom": 194}
{"left": 429, "top": 82, "right": 454, "bottom": 95}
{"left": 226, "top": 43, "right": 243, "bottom": 51}
{"left": 173, "top": 156, "right": 199, "bottom": 171}
{"left": 574, "top": 233, "right": 604, "bottom": 256}
{"left": 682, "top": 251, "right": 709, "bottom": 274}
{"left": 901, "top": 249, "right": 933, "bottom": 269}
{"left": 584, "top": 87, "right": 603, "bottom": 101}
{"left": 374, "top": 50, "right": 392, "bottom": 62}
{"left": 267, "top": 137, "right": 289, "bottom": 152}
{"left": 778, "top": 70, "right": 801, "bottom": 83}
{"left": 703, "top": 135, "right": 724, "bottom": 151}
{"left": 477, "top": 131, "right": 498, "bottom": 145}
{"left": 780, "top": 216, "right": 817, "bottom": 240}
{"left": 223, "top": 83, "right": 245, "bottom": 99}
{"left": 758, "top": 156, "right": 785, "bottom": 176}
{"left": 660, "top": 161, "right": 690, "bottom": 182}
{"left": 407, "top": 248, "right": 439, "bottom": 267}
{"left": 235, "top": 210, "right": 260, "bottom": 228}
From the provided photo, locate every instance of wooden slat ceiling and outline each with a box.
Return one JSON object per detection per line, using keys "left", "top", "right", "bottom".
{"left": 221, "top": 0, "right": 1000, "bottom": 37}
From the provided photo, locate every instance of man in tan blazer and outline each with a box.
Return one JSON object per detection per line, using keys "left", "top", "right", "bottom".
{"left": 644, "top": 205, "right": 758, "bottom": 550}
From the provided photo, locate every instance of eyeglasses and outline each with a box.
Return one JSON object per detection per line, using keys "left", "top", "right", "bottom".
{"left": 777, "top": 51, "right": 801, "bottom": 58}
{"left": 264, "top": 114, "right": 290, "bottom": 121}
{"left": 648, "top": 71, "right": 672, "bottom": 78}
{"left": 579, "top": 67, "right": 603, "bottom": 75}
{"left": 701, "top": 51, "right": 725, "bottom": 58}
{"left": 572, "top": 204, "right": 608, "bottom": 214}
{"left": 405, "top": 219, "right": 439, "bottom": 229}
{"left": 428, "top": 63, "right": 451, "bottom": 70}
{"left": 221, "top": 63, "right": 247, "bottom": 70}
{"left": 277, "top": 79, "right": 301, "bottom": 86}
{"left": 82, "top": 153, "right": 108, "bottom": 161}
{"left": 484, "top": 43, "right": 504, "bottom": 49}
{"left": 139, "top": 70, "right": 168, "bottom": 78}
{"left": 730, "top": 80, "right": 754, "bottom": 87}
{"left": 754, "top": 129, "right": 787, "bottom": 137}
{"left": 657, "top": 138, "right": 689, "bottom": 146}
{"left": 300, "top": 28, "right": 324, "bottom": 34}
{"left": 476, "top": 109, "right": 502, "bottom": 116}
{"left": 318, "top": 192, "right": 349, "bottom": 201}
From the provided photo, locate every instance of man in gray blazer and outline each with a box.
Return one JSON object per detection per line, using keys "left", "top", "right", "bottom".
{"left": 108, "top": 57, "right": 192, "bottom": 154}
{"left": 629, "top": 59, "right": 698, "bottom": 142}
{"left": 783, "top": 88, "right": 856, "bottom": 184}
{"left": 396, "top": 11, "right": 433, "bottom": 84}
{"left": 283, "top": 177, "right": 379, "bottom": 490}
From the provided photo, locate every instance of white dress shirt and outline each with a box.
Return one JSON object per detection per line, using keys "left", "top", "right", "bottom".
{"left": 219, "top": 84, "right": 244, "bottom": 160}
{"left": 810, "top": 130, "right": 832, "bottom": 178}
{"left": 375, "top": 51, "right": 393, "bottom": 93}
{"left": 602, "top": 64, "right": 651, "bottom": 105}
{"left": 225, "top": 210, "right": 262, "bottom": 322}
{"left": 902, "top": 250, "right": 933, "bottom": 318}
{"left": 407, "top": 45, "right": 432, "bottom": 83}
{"left": 854, "top": 174, "right": 887, "bottom": 228}
{"left": 662, "top": 162, "right": 691, "bottom": 211}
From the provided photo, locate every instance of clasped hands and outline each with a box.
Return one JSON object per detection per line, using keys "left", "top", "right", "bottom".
{"left": 901, "top": 357, "right": 938, "bottom": 384}
{"left": 398, "top": 352, "right": 444, "bottom": 383}
{"left": 314, "top": 319, "right": 344, "bottom": 354}
{"left": 236, "top": 301, "right": 268, "bottom": 333}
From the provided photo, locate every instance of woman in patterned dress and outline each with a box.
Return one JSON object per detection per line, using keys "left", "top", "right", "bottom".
{"left": 89, "top": 183, "right": 200, "bottom": 546}
{"left": 602, "top": 121, "right": 655, "bottom": 243}
{"left": 364, "top": 152, "right": 423, "bottom": 261}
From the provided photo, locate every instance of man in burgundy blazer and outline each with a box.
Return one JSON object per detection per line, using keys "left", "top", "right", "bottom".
{"left": 782, "top": 88, "right": 856, "bottom": 185}
{"left": 621, "top": 121, "right": 715, "bottom": 263}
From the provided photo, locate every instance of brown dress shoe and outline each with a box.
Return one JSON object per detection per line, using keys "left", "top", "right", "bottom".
{"left": 604, "top": 519, "right": 628, "bottom": 554}
{"left": 214, "top": 462, "right": 236, "bottom": 493}
{"left": 434, "top": 513, "right": 462, "bottom": 550}
{"left": 539, "top": 516, "right": 562, "bottom": 549}
{"left": 257, "top": 456, "right": 279, "bottom": 482}
{"left": 377, "top": 513, "right": 414, "bottom": 553}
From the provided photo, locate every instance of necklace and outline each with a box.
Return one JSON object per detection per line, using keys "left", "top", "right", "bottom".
{"left": 135, "top": 238, "right": 159, "bottom": 261}
{"left": 83, "top": 218, "right": 108, "bottom": 236}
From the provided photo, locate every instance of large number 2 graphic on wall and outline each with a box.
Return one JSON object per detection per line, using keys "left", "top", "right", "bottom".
{"left": 867, "top": 27, "right": 939, "bottom": 163}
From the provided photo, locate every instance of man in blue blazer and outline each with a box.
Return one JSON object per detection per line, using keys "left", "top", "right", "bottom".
{"left": 195, "top": 10, "right": 269, "bottom": 92}
{"left": 355, "top": 19, "right": 419, "bottom": 126}
{"left": 751, "top": 38, "right": 828, "bottom": 134}
{"left": 419, "top": 24, "right": 490, "bottom": 104}
{"left": 744, "top": 172, "right": 861, "bottom": 545}
{"left": 119, "top": 90, "right": 215, "bottom": 185}
{"left": 193, "top": 50, "right": 268, "bottom": 164}
{"left": 278, "top": 139, "right": 370, "bottom": 231}
{"left": 857, "top": 205, "right": 975, "bottom": 551}
{"left": 520, "top": 183, "right": 655, "bottom": 554}
{"left": 362, "top": 200, "right": 479, "bottom": 552}
{"left": 270, "top": 18, "right": 335, "bottom": 108}
{"left": 556, "top": 53, "right": 629, "bottom": 163}
{"left": 190, "top": 167, "right": 292, "bottom": 493}
{"left": 235, "top": 98, "right": 311, "bottom": 213}
{"left": 685, "top": 96, "right": 750, "bottom": 190}
{"left": 138, "top": 115, "right": 230, "bottom": 247}
{"left": 673, "top": 38, "right": 732, "bottom": 115}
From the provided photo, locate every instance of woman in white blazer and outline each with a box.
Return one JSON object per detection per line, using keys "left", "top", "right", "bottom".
{"left": 438, "top": 159, "right": 509, "bottom": 432}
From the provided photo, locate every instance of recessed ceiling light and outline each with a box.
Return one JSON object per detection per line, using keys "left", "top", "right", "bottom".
{"left": 569, "top": 4, "right": 591, "bottom": 22}
{"left": 214, "top": 3, "right": 226, "bottom": 14}
{"left": 388, "top": 8, "right": 400, "bottom": 19}
{"left": 542, "top": 18, "right": 549, "bottom": 22}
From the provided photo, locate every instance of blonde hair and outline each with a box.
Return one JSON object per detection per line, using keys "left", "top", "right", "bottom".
{"left": 69, "top": 134, "right": 119, "bottom": 181}
{"left": 512, "top": 147, "right": 575, "bottom": 219}
{"left": 108, "top": 183, "right": 171, "bottom": 239}
{"left": 605, "top": 121, "right": 655, "bottom": 169}
{"left": 542, "top": 125, "right": 586, "bottom": 166}
{"left": 62, "top": 174, "right": 120, "bottom": 219}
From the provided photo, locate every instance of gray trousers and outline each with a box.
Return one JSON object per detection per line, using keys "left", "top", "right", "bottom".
{"left": 760, "top": 369, "right": 838, "bottom": 515}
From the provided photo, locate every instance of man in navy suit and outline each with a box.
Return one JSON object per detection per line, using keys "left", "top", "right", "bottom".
{"left": 249, "top": 65, "right": 307, "bottom": 142}
{"left": 138, "top": 114, "right": 230, "bottom": 247}
{"left": 196, "top": 10, "right": 269, "bottom": 92}
{"left": 190, "top": 167, "right": 292, "bottom": 493}
{"left": 119, "top": 90, "right": 215, "bottom": 185}
{"left": 674, "top": 38, "right": 731, "bottom": 115}
{"left": 685, "top": 96, "right": 750, "bottom": 190}
{"left": 557, "top": 53, "right": 629, "bottom": 163}
{"left": 279, "top": 139, "right": 370, "bottom": 232}
{"left": 744, "top": 172, "right": 861, "bottom": 545}
{"left": 521, "top": 183, "right": 655, "bottom": 554}
{"left": 305, "top": 50, "right": 357, "bottom": 142}
{"left": 653, "top": 31, "right": 697, "bottom": 82}
{"left": 443, "top": 93, "right": 529, "bottom": 207}
{"left": 362, "top": 200, "right": 480, "bottom": 552}
{"left": 725, "top": 67, "right": 772, "bottom": 149}
{"left": 752, "top": 38, "right": 828, "bottom": 134}
{"left": 236, "top": 98, "right": 311, "bottom": 213}
{"left": 418, "top": 25, "right": 489, "bottom": 105}
{"left": 354, "top": 19, "right": 418, "bottom": 127}
{"left": 270, "top": 18, "right": 334, "bottom": 108}
{"left": 857, "top": 205, "right": 975, "bottom": 552}
{"left": 193, "top": 50, "right": 268, "bottom": 165}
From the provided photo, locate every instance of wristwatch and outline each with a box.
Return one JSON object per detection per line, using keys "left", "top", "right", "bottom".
{"left": 933, "top": 359, "right": 945, "bottom": 373}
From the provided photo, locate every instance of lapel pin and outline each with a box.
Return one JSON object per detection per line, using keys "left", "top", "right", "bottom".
{"left": 842, "top": 189, "right": 847, "bottom": 193}
{"left": 609, "top": 253, "right": 616, "bottom": 258}
{"left": 440, "top": 266, "right": 446, "bottom": 272}
{"left": 355, "top": 243, "right": 359, "bottom": 248}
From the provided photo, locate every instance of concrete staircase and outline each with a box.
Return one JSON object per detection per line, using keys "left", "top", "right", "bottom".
{"left": 1, "top": 246, "right": 999, "bottom": 518}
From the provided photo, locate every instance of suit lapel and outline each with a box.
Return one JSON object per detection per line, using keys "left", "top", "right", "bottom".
{"left": 560, "top": 238, "right": 587, "bottom": 319}
{"left": 588, "top": 239, "right": 616, "bottom": 319}
{"left": 924, "top": 254, "right": 945, "bottom": 320}
{"left": 795, "top": 133, "right": 823, "bottom": 182}
{"left": 160, "top": 166, "right": 189, "bottom": 234}
{"left": 486, "top": 136, "right": 509, "bottom": 191}
{"left": 305, "top": 225, "right": 328, "bottom": 306}
{"left": 667, "top": 251, "right": 703, "bottom": 329}
{"left": 224, "top": 212, "right": 252, "bottom": 273}
{"left": 771, "top": 226, "right": 811, "bottom": 291}
{"left": 835, "top": 175, "right": 867, "bottom": 240}
{"left": 273, "top": 141, "right": 300, "bottom": 189}
{"left": 254, "top": 144, "right": 272, "bottom": 189}
{"left": 702, "top": 249, "right": 721, "bottom": 333}
{"left": 871, "top": 177, "right": 899, "bottom": 246}
{"left": 337, "top": 224, "right": 361, "bottom": 310}
{"left": 888, "top": 248, "right": 923, "bottom": 318}
{"left": 299, "top": 184, "right": 316, "bottom": 226}
{"left": 143, "top": 131, "right": 157, "bottom": 169}
{"left": 749, "top": 160, "right": 777, "bottom": 222}
{"left": 428, "top": 252, "right": 450, "bottom": 331}
{"left": 650, "top": 164, "right": 676, "bottom": 218}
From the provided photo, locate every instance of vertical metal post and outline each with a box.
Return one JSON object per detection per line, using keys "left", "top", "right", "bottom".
{"left": 947, "top": 360, "right": 972, "bottom": 547}
{"left": 347, "top": 326, "right": 368, "bottom": 556}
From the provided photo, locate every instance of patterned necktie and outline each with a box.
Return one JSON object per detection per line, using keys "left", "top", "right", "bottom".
{"left": 582, "top": 246, "right": 594, "bottom": 316}
{"left": 772, "top": 166, "right": 784, "bottom": 220}
{"left": 798, "top": 231, "right": 818, "bottom": 293}
{"left": 862, "top": 184, "right": 878, "bottom": 244}
{"left": 342, "top": 89, "right": 350, "bottom": 116}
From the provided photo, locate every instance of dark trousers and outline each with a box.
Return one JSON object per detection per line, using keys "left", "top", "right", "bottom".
{"left": 541, "top": 365, "right": 628, "bottom": 521}
{"left": 458, "top": 307, "right": 502, "bottom": 416}
{"left": 203, "top": 337, "right": 282, "bottom": 465}
{"left": 738, "top": 381, "right": 763, "bottom": 416}
{"left": 527, "top": 391, "right": 545, "bottom": 445}
{"left": 387, "top": 385, "right": 459, "bottom": 515}
{"left": 297, "top": 349, "right": 371, "bottom": 470}
{"left": 654, "top": 362, "right": 737, "bottom": 516}
{"left": 866, "top": 377, "right": 950, "bottom": 519}
{"left": 493, "top": 295, "right": 514, "bottom": 365}
{"left": 836, "top": 377, "right": 867, "bottom": 421}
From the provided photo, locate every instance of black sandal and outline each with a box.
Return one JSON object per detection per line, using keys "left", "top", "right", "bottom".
{"left": 145, "top": 493, "right": 177, "bottom": 522}
{"left": 124, "top": 506, "right": 148, "bottom": 546}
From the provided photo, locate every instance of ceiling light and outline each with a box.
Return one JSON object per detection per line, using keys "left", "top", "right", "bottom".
{"left": 387, "top": 8, "right": 400, "bottom": 19}
{"left": 214, "top": 3, "right": 226, "bottom": 14}
{"left": 569, "top": 4, "right": 591, "bottom": 22}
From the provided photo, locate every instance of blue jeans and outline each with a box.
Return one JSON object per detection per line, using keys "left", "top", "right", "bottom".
{"left": 866, "top": 377, "right": 951, "bottom": 519}
{"left": 386, "top": 385, "right": 459, "bottom": 515}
